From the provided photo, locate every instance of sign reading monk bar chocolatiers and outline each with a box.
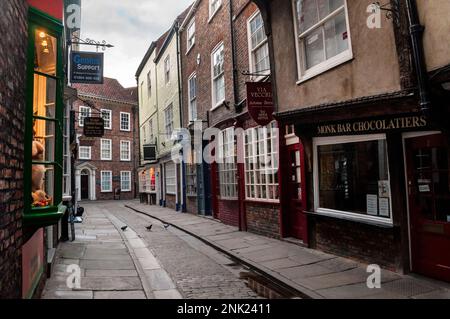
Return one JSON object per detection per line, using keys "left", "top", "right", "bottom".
{"left": 316, "top": 115, "right": 428, "bottom": 136}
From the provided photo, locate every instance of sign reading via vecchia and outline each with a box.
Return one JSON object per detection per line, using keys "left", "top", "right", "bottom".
{"left": 246, "top": 82, "right": 274, "bottom": 126}
{"left": 70, "top": 51, "right": 104, "bottom": 84}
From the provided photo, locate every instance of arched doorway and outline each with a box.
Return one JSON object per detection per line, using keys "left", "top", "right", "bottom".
{"left": 81, "top": 169, "right": 89, "bottom": 200}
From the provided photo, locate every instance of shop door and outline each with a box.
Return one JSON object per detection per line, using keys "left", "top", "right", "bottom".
{"left": 406, "top": 133, "right": 450, "bottom": 282}
{"left": 285, "top": 143, "right": 308, "bottom": 243}
{"left": 81, "top": 174, "right": 89, "bottom": 200}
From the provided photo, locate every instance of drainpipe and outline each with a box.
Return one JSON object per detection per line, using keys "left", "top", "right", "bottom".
{"left": 405, "top": 0, "right": 432, "bottom": 115}
{"left": 176, "top": 22, "right": 187, "bottom": 212}
{"left": 228, "top": 0, "right": 244, "bottom": 231}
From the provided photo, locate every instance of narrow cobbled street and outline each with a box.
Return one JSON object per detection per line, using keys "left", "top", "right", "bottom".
{"left": 42, "top": 201, "right": 259, "bottom": 299}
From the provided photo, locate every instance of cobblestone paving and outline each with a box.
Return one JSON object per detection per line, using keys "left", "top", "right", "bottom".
{"left": 106, "top": 203, "right": 260, "bottom": 299}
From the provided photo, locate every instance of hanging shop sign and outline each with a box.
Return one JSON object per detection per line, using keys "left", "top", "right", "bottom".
{"left": 246, "top": 82, "right": 274, "bottom": 126}
{"left": 143, "top": 144, "right": 157, "bottom": 161}
{"left": 83, "top": 117, "right": 105, "bottom": 137}
{"left": 70, "top": 51, "right": 104, "bottom": 84}
{"left": 315, "top": 115, "right": 428, "bottom": 136}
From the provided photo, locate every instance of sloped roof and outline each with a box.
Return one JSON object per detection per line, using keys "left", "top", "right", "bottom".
{"left": 73, "top": 77, "right": 137, "bottom": 104}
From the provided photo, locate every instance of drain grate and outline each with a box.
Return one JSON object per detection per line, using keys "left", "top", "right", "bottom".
{"left": 240, "top": 272, "right": 301, "bottom": 299}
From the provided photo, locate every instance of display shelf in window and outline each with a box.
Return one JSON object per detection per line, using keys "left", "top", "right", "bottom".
{"left": 24, "top": 8, "right": 66, "bottom": 227}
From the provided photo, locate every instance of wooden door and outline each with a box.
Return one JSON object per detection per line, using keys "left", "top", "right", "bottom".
{"left": 406, "top": 133, "right": 450, "bottom": 282}
{"left": 285, "top": 143, "right": 308, "bottom": 243}
{"left": 81, "top": 174, "right": 89, "bottom": 200}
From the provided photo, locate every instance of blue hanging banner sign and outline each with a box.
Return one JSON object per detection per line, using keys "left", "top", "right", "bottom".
{"left": 70, "top": 51, "right": 104, "bottom": 84}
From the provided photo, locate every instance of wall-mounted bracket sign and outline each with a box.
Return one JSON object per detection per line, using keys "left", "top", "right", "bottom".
{"left": 246, "top": 82, "right": 274, "bottom": 126}
{"left": 83, "top": 117, "right": 105, "bottom": 137}
{"left": 70, "top": 51, "right": 104, "bottom": 84}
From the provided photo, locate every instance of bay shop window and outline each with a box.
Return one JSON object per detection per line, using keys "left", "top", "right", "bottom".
{"left": 293, "top": 0, "right": 352, "bottom": 82}
{"left": 25, "top": 9, "right": 65, "bottom": 226}
{"left": 313, "top": 135, "right": 393, "bottom": 225}
{"left": 244, "top": 122, "right": 280, "bottom": 201}
{"left": 218, "top": 128, "right": 238, "bottom": 199}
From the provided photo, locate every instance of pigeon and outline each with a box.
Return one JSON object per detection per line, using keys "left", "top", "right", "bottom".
{"left": 163, "top": 224, "right": 170, "bottom": 230}
{"left": 146, "top": 224, "right": 153, "bottom": 231}
{"left": 121, "top": 226, "right": 128, "bottom": 231}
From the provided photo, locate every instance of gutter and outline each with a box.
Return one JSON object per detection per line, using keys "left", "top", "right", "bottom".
{"left": 405, "top": 0, "right": 432, "bottom": 115}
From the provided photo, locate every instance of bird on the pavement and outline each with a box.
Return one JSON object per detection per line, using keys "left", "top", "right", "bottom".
{"left": 146, "top": 224, "right": 153, "bottom": 231}
{"left": 163, "top": 224, "right": 170, "bottom": 230}
{"left": 121, "top": 226, "right": 128, "bottom": 231}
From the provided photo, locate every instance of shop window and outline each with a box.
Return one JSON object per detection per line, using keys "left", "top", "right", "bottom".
{"left": 186, "top": 150, "right": 197, "bottom": 196}
{"left": 165, "top": 162, "right": 176, "bottom": 195}
{"left": 244, "top": 122, "right": 279, "bottom": 201}
{"left": 313, "top": 135, "right": 392, "bottom": 224}
{"left": 63, "top": 102, "right": 71, "bottom": 197}
{"left": 218, "top": 128, "right": 238, "bottom": 199}
{"left": 293, "top": 0, "right": 352, "bottom": 82}
{"left": 25, "top": 9, "right": 66, "bottom": 226}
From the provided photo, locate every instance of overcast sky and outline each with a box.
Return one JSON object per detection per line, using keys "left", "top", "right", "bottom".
{"left": 80, "top": 0, "right": 193, "bottom": 88}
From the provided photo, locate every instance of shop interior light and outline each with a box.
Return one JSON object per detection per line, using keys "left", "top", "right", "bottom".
{"left": 41, "top": 40, "right": 48, "bottom": 47}
{"left": 39, "top": 31, "right": 46, "bottom": 38}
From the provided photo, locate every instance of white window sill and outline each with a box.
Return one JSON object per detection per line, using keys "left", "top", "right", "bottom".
{"left": 120, "top": 129, "right": 131, "bottom": 132}
{"left": 121, "top": 190, "right": 131, "bottom": 192}
{"left": 218, "top": 196, "right": 238, "bottom": 201}
{"left": 101, "top": 190, "right": 112, "bottom": 193}
{"left": 79, "top": 158, "right": 91, "bottom": 160}
{"left": 245, "top": 199, "right": 280, "bottom": 204}
{"left": 312, "top": 208, "right": 393, "bottom": 228}
{"left": 120, "top": 159, "right": 132, "bottom": 162}
{"left": 208, "top": 6, "right": 221, "bottom": 23}
{"left": 166, "top": 192, "right": 176, "bottom": 196}
{"left": 211, "top": 99, "right": 225, "bottom": 111}
{"left": 297, "top": 52, "right": 353, "bottom": 85}
{"left": 186, "top": 44, "right": 195, "bottom": 55}
{"left": 250, "top": 73, "right": 271, "bottom": 83}
{"left": 101, "top": 159, "right": 112, "bottom": 161}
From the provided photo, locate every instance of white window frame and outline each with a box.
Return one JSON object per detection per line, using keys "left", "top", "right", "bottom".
{"left": 120, "top": 171, "right": 132, "bottom": 192}
{"left": 292, "top": 0, "right": 353, "bottom": 84}
{"left": 101, "top": 109, "right": 112, "bottom": 130}
{"left": 79, "top": 146, "right": 92, "bottom": 160}
{"left": 120, "top": 112, "right": 131, "bottom": 132}
{"left": 188, "top": 72, "right": 197, "bottom": 122}
{"left": 149, "top": 118, "right": 154, "bottom": 143}
{"left": 186, "top": 18, "right": 196, "bottom": 53}
{"left": 312, "top": 134, "right": 393, "bottom": 227}
{"left": 165, "top": 162, "right": 176, "bottom": 195}
{"left": 244, "top": 122, "right": 279, "bottom": 202}
{"left": 100, "top": 138, "right": 112, "bottom": 161}
{"left": 164, "top": 55, "right": 171, "bottom": 84}
{"left": 120, "top": 140, "right": 131, "bottom": 162}
{"left": 218, "top": 128, "right": 238, "bottom": 199}
{"left": 147, "top": 70, "right": 152, "bottom": 97}
{"left": 78, "top": 106, "right": 91, "bottom": 127}
{"left": 164, "top": 104, "right": 174, "bottom": 138}
{"left": 209, "top": 0, "right": 222, "bottom": 21}
{"left": 211, "top": 42, "right": 225, "bottom": 109}
{"left": 101, "top": 171, "right": 113, "bottom": 193}
{"left": 247, "top": 11, "right": 270, "bottom": 80}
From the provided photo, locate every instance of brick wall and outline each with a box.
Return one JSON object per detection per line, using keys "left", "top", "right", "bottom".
{"left": 246, "top": 202, "right": 280, "bottom": 239}
{"left": 74, "top": 98, "right": 138, "bottom": 201}
{"left": 217, "top": 199, "right": 239, "bottom": 227}
{"left": 313, "top": 217, "right": 401, "bottom": 271}
{"left": 0, "top": 0, "right": 28, "bottom": 299}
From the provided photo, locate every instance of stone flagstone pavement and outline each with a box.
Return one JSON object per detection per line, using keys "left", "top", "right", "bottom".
{"left": 42, "top": 204, "right": 182, "bottom": 299}
{"left": 124, "top": 200, "right": 450, "bottom": 299}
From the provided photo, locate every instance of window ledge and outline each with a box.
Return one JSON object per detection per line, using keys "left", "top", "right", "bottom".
{"left": 218, "top": 197, "right": 238, "bottom": 201}
{"left": 211, "top": 99, "right": 225, "bottom": 111}
{"left": 307, "top": 209, "right": 394, "bottom": 228}
{"left": 208, "top": 6, "right": 222, "bottom": 24}
{"left": 186, "top": 44, "right": 195, "bottom": 55}
{"left": 24, "top": 204, "right": 66, "bottom": 228}
{"left": 245, "top": 199, "right": 280, "bottom": 205}
{"left": 297, "top": 52, "right": 353, "bottom": 85}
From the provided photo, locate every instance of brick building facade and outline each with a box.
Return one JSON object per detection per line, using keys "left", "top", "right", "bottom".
{"left": 74, "top": 78, "right": 138, "bottom": 201}
{"left": 0, "top": 0, "right": 28, "bottom": 299}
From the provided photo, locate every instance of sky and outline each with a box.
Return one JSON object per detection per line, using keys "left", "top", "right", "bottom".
{"left": 80, "top": 0, "right": 193, "bottom": 88}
